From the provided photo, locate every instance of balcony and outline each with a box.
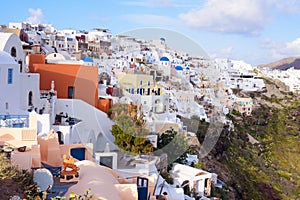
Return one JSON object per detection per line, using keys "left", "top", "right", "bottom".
{"left": 0, "top": 115, "right": 29, "bottom": 128}
{"left": 40, "top": 90, "right": 57, "bottom": 99}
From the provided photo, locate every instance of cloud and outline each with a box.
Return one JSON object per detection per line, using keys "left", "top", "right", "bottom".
{"left": 271, "top": 0, "right": 300, "bottom": 14}
{"left": 122, "top": 0, "right": 172, "bottom": 7}
{"left": 179, "top": 0, "right": 270, "bottom": 36}
{"left": 263, "top": 37, "right": 300, "bottom": 60}
{"left": 122, "top": 0, "right": 197, "bottom": 8}
{"left": 209, "top": 46, "right": 234, "bottom": 59}
{"left": 122, "top": 14, "right": 177, "bottom": 26}
{"left": 26, "top": 8, "right": 44, "bottom": 24}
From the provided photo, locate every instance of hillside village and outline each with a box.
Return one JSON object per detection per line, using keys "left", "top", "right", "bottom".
{"left": 0, "top": 22, "right": 299, "bottom": 200}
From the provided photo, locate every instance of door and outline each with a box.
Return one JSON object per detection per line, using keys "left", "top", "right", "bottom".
{"left": 70, "top": 148, "right": 85, "bottom": 161}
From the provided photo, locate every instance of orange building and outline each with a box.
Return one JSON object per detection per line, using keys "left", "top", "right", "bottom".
{"left": 28, "top": 54, "right": 101, "bottom": 109}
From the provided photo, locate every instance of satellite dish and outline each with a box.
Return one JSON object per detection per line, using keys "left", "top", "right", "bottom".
{"left": 33, "top": 168, "right": 54, "bottom": 191}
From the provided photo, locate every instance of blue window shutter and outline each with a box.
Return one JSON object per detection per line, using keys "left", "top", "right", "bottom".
{"left": 8, "top": 68, "right": 13, "bottom": 84}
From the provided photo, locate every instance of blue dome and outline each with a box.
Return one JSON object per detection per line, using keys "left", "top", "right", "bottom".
{"left": 186, "top": 67, "right": 190, "bottom": 70}
{"left": 175, "top": 66, "right": 183, "bottom": 70}
{"left": 82, "top": 56, "right": 93, "bottom": 62}
{"left": 160, "top": 56, "right": 169, "bottom": 61}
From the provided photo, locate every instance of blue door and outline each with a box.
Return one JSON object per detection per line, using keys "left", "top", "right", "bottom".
{"left": 137, "top": 177, "right": 148, "bottom": 200}
{"left": 70, "top": 148, "right": 85, "bottom": 161}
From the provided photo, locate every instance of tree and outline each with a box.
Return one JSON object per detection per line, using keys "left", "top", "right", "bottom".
{"left": 156, "top": 129, "right": 192, "bottom": 165}
{"left": 111, "top": 115, "right": 153, "bottom": 154}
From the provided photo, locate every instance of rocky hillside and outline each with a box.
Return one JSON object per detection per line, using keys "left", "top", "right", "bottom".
{"left": 258, "top": 56, "right": 300, "bottom": 70}
{"left": 189, "top": 78, "right": 300, "bottom": 200}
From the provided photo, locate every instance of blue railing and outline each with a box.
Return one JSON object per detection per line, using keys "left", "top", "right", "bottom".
{"left": 0, "top": 115, "right": 29, "bottom": 128}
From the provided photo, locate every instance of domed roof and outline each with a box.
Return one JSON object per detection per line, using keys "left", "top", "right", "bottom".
{"left": 186, "top": 67, "right": 190, "bottom": 70}
{"left": 0, "top": 51, "right": 16, "bottom": 64}
{"left": 60, "top": 50, "right": 71, "bottom": 60}
{"left": 175, "top": 65, "right": 183, "bottom": 70}
{"left": 82, "top": 56, "right": 93, "bottom": 62}
{"left": 46, "top": 53, "right": 66, "bottom": 61}
{"left": 160, "top": 56, "right": 169, "bottom": 62}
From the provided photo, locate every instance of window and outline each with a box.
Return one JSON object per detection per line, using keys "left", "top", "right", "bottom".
{"left": 8, "top": 68, "right": 13, "bottom": 84}
{"left": 68, "top": 86, "right": 74, "bottom": 99}
{"left": 140, "top": 80, "right": 143, "bottom": 85}
{"left": 11, "top": 47, "right": 17, "bottom": 58}
{"left": 100, "top": 156, "right": 113, "bottom": 169}
{"left": 148, "top": 81, "right": 150, "bottom": 86}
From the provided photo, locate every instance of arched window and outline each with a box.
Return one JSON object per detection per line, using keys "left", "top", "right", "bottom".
{"left": 11, "top": 47, "right": 17, "bottom": 58}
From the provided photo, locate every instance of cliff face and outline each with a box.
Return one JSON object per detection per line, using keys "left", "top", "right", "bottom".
{"left": 194, "top": 80, "right": 300, "bottom": 200}
{"left": 258, "top": 56, "right": 300, "bottom": 70}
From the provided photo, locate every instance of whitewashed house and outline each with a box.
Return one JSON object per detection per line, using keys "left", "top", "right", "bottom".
{"left": 171, "top": 163, "right": 215, "bottom": 198}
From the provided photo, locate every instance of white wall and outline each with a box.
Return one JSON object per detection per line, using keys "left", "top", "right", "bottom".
{"left": 0, "top": 33, "right": 25, "bottom": 70}
{"left": 19, "top": 73, "right": 41, "bottom": 110}
{"left": 53, "top": 99, "right": 117, "bottom": 152}
{"left": 36, "top": 113, "right": 51, "bottom": 134}
{"left": 0, "top": 63, "right": 23, "bottom": 114}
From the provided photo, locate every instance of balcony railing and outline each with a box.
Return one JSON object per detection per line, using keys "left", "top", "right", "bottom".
{"left": 0, "top": 115, "right": 29, "bottom": 128}
{"left": 40, "top": 90, "right": 57, "bottom": 99}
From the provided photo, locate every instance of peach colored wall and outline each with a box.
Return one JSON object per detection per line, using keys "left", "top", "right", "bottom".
{"left": 11, "top": 144, "right": 41, "bottom": 170}
{"left": 31, "top": 63, "right": 98, "bottom": 107}
{"left": 59, "top": 144, "right": 94, "bottom": 162}
{"left": 114, "top": 184, "right": 138, "bottom": 200}
{"left": 0, "top": 129, "right": 23, "bottom": 140}
{"left": 37, "top": 131, "right": 62, "bottom": 167}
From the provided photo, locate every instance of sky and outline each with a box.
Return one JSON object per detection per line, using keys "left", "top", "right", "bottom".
{"left": 2, "top": 0, "right": 300, "bottom": 65}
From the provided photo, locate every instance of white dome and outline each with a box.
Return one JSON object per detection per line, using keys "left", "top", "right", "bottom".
{"left": 46, "top": 53, "right": 66, "bottom": 61}
{"left": 0, "top": 51, "right": 16, "bottom": 64}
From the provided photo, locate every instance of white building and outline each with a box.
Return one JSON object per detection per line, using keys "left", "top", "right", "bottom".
{"left": 0, "top": 33, "right": 26, "bottom": 72}
{"left": 171, "top": 163, "right": 215, "bottom": 198}
{"left": 216, "top": 59, "right": 266, "bottom": 92}
{"left": 158, "top": 56, "right": 171, "bottom": 79}
{"left": 259, "top": 67, "right": 300, "bottom": 93}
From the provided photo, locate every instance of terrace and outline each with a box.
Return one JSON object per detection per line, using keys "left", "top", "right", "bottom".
{"left": 0, "top": 115, "right": 29, "bottom": 128}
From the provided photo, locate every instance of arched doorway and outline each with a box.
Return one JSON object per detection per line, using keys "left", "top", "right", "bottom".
{"left": 28, "top": 91, "right": 33, "bottom": 106}
{"left": 99, "top": 72, "right": 111, "bottom": 85}
{"left": 181, "top": 180, "right": 190, "bottom": 195}
{"left": 18, "top": 60, "right": 22, "bottom": 73}
{"left": 57, "top": 131, "right": 64, "bottom": 144}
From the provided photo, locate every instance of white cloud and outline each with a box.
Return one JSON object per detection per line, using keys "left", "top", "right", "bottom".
{"left": 263, "top": 37, "right": 300, "bottom": 60}
{"left": 179, "top": 0, "right": 270, "bottom": 36}
{"left": 271, "top": 0, "right": 300, "bottom": 14}
{"left": 209, "top": 46, "right": 233, "bottom": 59}
{"left": 122, "top": 0, "right": 197, "bottom": 8}
{"left": 122, "top": 0, "right": 172, "bottom": 7}
{"left": 122, "top": 14, "right": 177, "bottom": 26}
{"left": 26, "top": 8, "right": 44, "bottom": 24}
{"left": 179, "top": 0, "right": 300, "bottom": 35}
{"left": 220, "top": 46, "right": 233, "bottom": 55}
